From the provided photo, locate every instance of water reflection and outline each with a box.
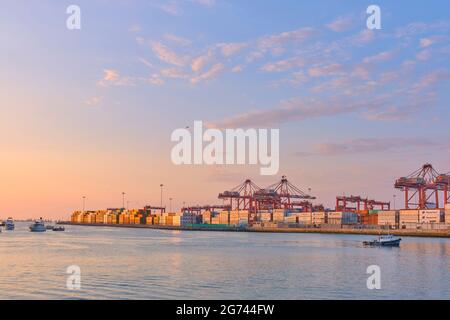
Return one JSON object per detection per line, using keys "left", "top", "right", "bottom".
{"left": 0, "top": 222, "right": 449, "bottom": 299}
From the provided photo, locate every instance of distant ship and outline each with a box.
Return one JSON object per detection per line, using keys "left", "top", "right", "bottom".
{"left": 29, "top": 218, "right": 46, "bottom": 232}
{"left": 5, "top": 218, "right": 14, "bottom": 231}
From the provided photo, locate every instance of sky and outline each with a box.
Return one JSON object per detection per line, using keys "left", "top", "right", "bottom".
{"left": 1, "top": 0, "right": 450, "bottom": 219}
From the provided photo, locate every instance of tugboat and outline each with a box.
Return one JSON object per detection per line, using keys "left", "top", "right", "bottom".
{"left": 5, "top": 217, "right": 15, "bottom": 231}
{"left": 29, "top": 218, "right": 46, "bottom": 232}
{"left": 363, "top": 234, "right": 401, "bottom": 247}
{"left": 52, "top": 226, "right": 65, "bottom": 232}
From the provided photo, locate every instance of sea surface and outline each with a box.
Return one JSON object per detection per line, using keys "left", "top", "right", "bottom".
{"left": 0, "top": 222, "right": 449, "bottom": 299}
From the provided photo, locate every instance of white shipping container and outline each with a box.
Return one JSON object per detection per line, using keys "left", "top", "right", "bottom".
{"left": 378, "top": 211, "right": 397, "bottom": 226}
{"left": 312, "top": 212, "right": 327, "bottom": 224}
{"left": 327, "top": 218, "right": 342, "bottom": 225}
{"left": 419, "top": 209, "right": 443, "bottom": 223}
{"left": 328, "top": 212, "right": 343, "bottom": 219}
{"left": 400, "top": 210, "right": 419, "bottom": 224}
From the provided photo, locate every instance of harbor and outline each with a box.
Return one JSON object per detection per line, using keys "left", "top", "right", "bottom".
{"left": 65, "top": 164, "right": 450, "bottom": 239}
{"left": 61, "top": 221, "right": 450, "bottom": 238}
{"left": 1, "top": 222, "right": 450, "bottom": 300}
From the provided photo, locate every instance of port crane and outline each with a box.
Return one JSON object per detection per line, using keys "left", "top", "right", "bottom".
{"left": 394, "top": 163, "right": 442, "bottom": 209}
{"left": 262, "top": 175, "right": 316, "bottom": 211}
{"left": 435, "top": 172, "right": 450, "bottom": 206}
{"left": 335, "top": 195, "right": 390, "bottom": 212}
{"left": 218, "top": 176, "right": 317, "bottom": 212}
{"left": 218, "top": 179, "right": 261, "bottom": 212}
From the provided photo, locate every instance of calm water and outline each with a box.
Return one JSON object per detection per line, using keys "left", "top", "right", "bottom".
{"left": 0, "top": 222, "right": 449, "bottom": 299}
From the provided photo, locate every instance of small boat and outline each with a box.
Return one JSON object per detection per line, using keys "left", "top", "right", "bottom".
{"left": 363, "top": 234, "right": 401, "bottom": 247}
{"left": 29, "top": 218, "right": 46, "bottom": 232}
{"left": 5, "top": 218, "right": 15, "bottom": 231}
{"left": 52, "top": 226, "right": 65, "bottom": 232}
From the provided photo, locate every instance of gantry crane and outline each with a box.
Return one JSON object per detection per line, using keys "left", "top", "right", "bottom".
{"left": 218, "top": 179, "right": 261, "bottom": 212}
{"left": 394, "top": 163, "right": 441, "bottom": 209}
{"left": 260, "top": 175, "right": 316, "bottom": 212}
{"left": 335, "top": 195, "right": 390, "bottom": 212}
{"left": 435, "top": 172, "right": 450, "bottom": 206}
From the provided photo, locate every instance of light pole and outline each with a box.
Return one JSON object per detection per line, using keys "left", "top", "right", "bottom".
{"left": 82, "top": 196, "right": 86, "bottom": 213}
{"left": 169, "top": 197, "right": 173, "bottom": 212}
{"left": 122, "top": 192, "right": 126, "bottom": 209}
{"left": 160, "top": 184, "right": 164, "bottom": 208}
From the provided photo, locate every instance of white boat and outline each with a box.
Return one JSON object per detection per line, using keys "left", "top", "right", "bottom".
{"left": 363, "top": 234, "right": 401, "bottom": 247}
{"left": 29, "top": 218, "right": 46, "bottom": 232}
{"left": 5, "top": 217, "right": 14, "bottom": 231}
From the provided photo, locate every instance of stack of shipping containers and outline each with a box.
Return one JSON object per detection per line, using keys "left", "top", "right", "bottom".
{"left": 399, "top": 210, "right": 419, "bottom": 229}
{"left": 311, "top": 212, "right": 327, "bottom": 225}
{"left": 327, "top": 212, "right": 358, "bottom": 225}
{"left": 297, "top": 212, "right": 312, "bottom": 225}
{"left": 377, "top": 210, "right": 398, "bottom": 228}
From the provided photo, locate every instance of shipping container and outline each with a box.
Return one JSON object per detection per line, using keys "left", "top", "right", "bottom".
{"left": 297, "top": 212, "right": 312, "bottom": 224}
{"left": 260, "top": 212, "right": 272, "bottom": 222}
{"left": 419, "top": 209, "right": 444, "bottom": 224}
{"left": 378, "top": 210, "right": 398, "bottom": 227}
{"left": 399, "top": 210, "right": 419, "bottom": 225}
{"left": 361, "top": 213, "right": 378, "bottom": 225}
{"left": 312, "top": 212, "right": 327, "bottom": 225}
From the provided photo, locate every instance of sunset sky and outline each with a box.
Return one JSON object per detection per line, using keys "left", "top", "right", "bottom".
{"left": 1, "top": 0, "right": 450, "bottom": 219}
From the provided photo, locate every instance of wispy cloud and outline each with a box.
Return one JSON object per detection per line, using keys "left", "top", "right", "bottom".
{"left": 261, "top": 57, "right": 306, "bottom": 72}
{"left": 308, "top": 63, "right": 343, "bottom": 77}
{"left": 156, "top": 1, "right": 181, "bottom": 15}
{"left": 298, "top": 138, "right": 437, "bottom": 157}
{"left": 326, "top": 16, "right": 355, "bottom": 32}
{"left": 85, "top": 96, "right": 102, "bottom": 106}
{"left": 217, "top": 42, "right": 248, "bottom": 57}
{"left": 161, "top": 68, "right": 189, "bottom": 79}
{"left": 190, "top": 63, "right": 225, "bottom": 84}
{"left": 163, "top": 33, "right": 191, "bottom": 46}
{"left": 150, "top": 41, "right": 188, "bottom": 66}
{"left": 191, "top": 49, "right": 214, "bottom": 72}
{"left": 98, "top": 69, "right": 135, "bottom": 86}
{"left": 420, "top": 35, "right": 448, "bottom": 47}
{"left": 363, "top": 50, "right": 396, "bottom": 63}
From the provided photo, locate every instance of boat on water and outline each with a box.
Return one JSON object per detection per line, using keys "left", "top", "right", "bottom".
{"left": 5, "top": 218, "right": 15, "bottom": 231}
{"left": 363, "top": 234, "right": 401, "bottom": 247}
{"left": 29, "top": 218, "right": 46, "bottom": 232}
{"left": 52, "top": 226, "right": 65, "bottom": 232}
